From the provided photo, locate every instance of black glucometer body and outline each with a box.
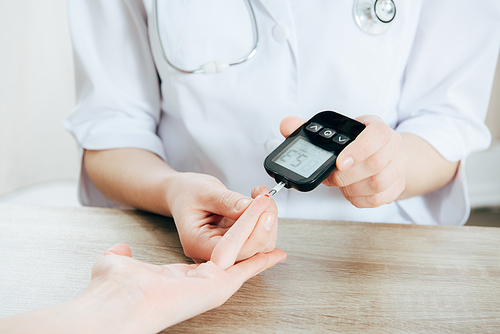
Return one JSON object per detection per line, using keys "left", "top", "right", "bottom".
{"left": 264, "top": 110, "right": 366, "bottom": 192}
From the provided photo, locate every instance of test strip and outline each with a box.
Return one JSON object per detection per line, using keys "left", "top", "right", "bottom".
{"left": 268, "top": 181, "right": 286, "bottom": 197}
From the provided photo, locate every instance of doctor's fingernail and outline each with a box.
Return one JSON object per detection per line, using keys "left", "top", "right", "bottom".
{"left": 264, "top": 215, "right": 276, "bottom": 231}
{"left": 339, "top": 156, "right": 354, "bottom": 170}
{"left": 235, "top": 198, "right": 252, "bottom": 212}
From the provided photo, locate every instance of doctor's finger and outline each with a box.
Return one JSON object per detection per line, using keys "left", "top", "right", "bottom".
{"left": 211, "top": 194, "right": 272, "bottom": 270}
{"left": 338, "top": 156, "right": 403, "bottom": 198}
{"left": 195, "top": 185, "right": 253, "bottom": 222}
{"left": 336, "top": 115, "right": 393, "bottom": 171}
{"left": 280, "top": 116, "right": 306, "bottom": 138}
{"left": 324, "top": 133, "right": 400, "bottom": 187}
{"left": 345, "top": 174, "right": 406, "bottom": 208}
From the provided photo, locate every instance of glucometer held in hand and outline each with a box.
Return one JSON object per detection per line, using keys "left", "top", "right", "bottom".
{"left": 264, "top": 110, "right": 365, "bottom": 195}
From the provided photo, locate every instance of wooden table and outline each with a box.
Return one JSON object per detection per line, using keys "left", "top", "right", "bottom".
{"left": 1, "top": 204, "right": 499, "bottom": 333}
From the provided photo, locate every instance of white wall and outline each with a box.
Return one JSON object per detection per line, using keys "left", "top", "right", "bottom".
{"left": 486, "top": 55, "right": 500, "bottom": 140}
{"left": 0, "top": 0, "right": 78, "bottom": 197}
{"left": 0, "top": 0, "right": 499, "bottom": 208}
{"left": 466, "top": 54, "right": 500, "bottom": 208}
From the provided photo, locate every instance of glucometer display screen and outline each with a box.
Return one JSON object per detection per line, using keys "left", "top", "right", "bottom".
{"left": 273, "top": 137, "right": 334, "bottom": 178}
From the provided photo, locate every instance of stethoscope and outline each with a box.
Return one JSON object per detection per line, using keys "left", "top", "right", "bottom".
{"left": 154, "top": 0, "right": 396, "bottom": 74}
{"left": 354, "top": 0, "right": 397, "bottom": 35}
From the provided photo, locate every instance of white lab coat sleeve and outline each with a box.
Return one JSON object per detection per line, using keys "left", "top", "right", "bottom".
{"left": 395, "top": 0, "right": 500, "bottom": 225}
{"left": 64, "top": 0, "right": 164, "bottom": 207}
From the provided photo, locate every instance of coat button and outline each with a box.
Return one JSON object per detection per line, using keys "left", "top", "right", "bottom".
{"left": 265, "top": 139, "right": 282, "bottom": 154}
{"left": 272, "top": 24, "right": 289, "bottom": 42}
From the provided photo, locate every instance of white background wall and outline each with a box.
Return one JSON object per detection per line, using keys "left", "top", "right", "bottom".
{"left": 486, "top": 56, "right": 500, "bottom": 138}
{"left": 0, "top": 0, "right": 78, "bottom": 203}
{"left": 0, "top": 0, "right": 499, "bottom": 208}
{"left": 466, "top": 54, "right": 500, "bottom": 208}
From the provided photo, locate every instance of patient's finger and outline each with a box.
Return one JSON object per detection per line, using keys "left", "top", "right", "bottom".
{"left": 237, "top": 185, "right": 278, "bottom": 260}
{"left": 226, "top": 249, "right": 287, "bottom": 284}
{"left": 210, "top": 194, "right": 271, "bottom": 269}
{"left": 103, "top": 243, "right": 133, "bottom": 258}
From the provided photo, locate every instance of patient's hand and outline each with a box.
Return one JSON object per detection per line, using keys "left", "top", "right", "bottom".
{"left": 0, "top": 195, "right": 286, "bottom": 334}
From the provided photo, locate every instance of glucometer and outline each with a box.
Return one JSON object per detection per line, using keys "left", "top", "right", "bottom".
{"left": 264, "top": 110, "right": 366, "bottom": 196}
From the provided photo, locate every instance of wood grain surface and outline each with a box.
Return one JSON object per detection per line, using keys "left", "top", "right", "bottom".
{"left": 1, "top": 204, "right": 499, "bottom": 333}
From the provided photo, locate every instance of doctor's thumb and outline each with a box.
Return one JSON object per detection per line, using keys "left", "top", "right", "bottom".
{"left": 211, "top": 190, "right": 253, "bottom": 220}
{"left": 280, "top": 116, "right": 306, "bottom": 138}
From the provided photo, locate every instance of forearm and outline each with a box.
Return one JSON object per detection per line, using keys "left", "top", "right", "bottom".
{"left": 398, "top": 133, "right": 459, "bottom": 200}
{"left": 0, "top": 303, "right": 85, "bottom": 334}
{"left": 0, "top": 283, "right": 149, "bottom": 334}
{"left": 84, "top": 148, "right": 177, "bottom": 217}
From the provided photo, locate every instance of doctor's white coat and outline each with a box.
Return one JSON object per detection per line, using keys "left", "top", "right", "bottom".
{"left": 65, "top": 0, "right": 500, "bottom": 225}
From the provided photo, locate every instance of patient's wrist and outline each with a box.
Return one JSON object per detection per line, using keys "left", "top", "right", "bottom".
{"left": 69, "top": 281, "right": 147, "bottom": 334}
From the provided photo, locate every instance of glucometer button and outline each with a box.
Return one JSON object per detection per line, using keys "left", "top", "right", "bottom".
{"left": 306, "top": 122, "right": 323, "bottom": 133}
{"left": 319, "top": 128, "right": 336, "bottom": 138}
{"left": 333, "top": 134, "right": 350, "bottom": 145}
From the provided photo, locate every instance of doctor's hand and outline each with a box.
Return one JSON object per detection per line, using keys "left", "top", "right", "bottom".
{"left": 0, "top": 195, "right": 286, "bottom": 334}
{"left": 83, "top": 149, "right": 278, "bottom": 264}
{"left": 166, "top": 173, "right": 279, "bottom": 263}
{"left": 281, "top": 115, "right": 407, "bottom": 208}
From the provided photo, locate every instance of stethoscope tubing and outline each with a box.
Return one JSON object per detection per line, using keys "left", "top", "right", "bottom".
{"left": 154, "top": 0, "right": 259, "bottom": 74}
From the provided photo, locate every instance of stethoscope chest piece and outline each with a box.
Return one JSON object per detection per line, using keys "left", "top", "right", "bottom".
{"left": 354, "top": 0, "right": 396, "bottom": 35}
